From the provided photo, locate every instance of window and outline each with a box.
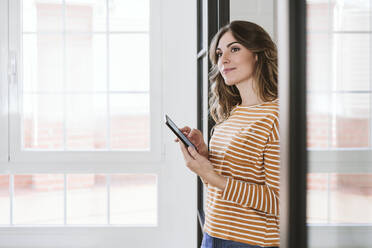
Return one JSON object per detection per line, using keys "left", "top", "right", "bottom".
{"left": 8, "top": 0, "right": 161, "bottom": 164}
{"left": 1, "top": 0, "right": 161, "bottom": 227}
{"left": 306, "top": 0, "right": 372, "bottom": 245}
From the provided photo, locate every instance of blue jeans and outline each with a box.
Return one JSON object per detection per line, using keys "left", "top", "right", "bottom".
{"left": 200, "top": 232, "right": 279, "bottom": 248}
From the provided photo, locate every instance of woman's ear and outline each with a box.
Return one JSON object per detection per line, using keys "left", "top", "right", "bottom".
{"left": 255, "top": 54, "right": 258, "bottom": 61}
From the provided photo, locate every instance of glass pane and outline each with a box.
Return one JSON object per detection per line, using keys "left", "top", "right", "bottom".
{"left": 109, "top": 0, "right": 149, "bottom": 32}
{"left": 0, "top": 175, "right": 9, "bottom": 225}
{"left": 66, "top": 94, "right": 107, "bottom": 149}
{"left": 332, "top": 93, "right": 369, "bottom": 148}
{"left": 23, "top": 34, "right": 64, "bottom": 92}
{"left": 65, "top": 34, "right": 107, "bottom": 92}
{"left": 307, "top": 173, "right": 328, "bottom": 223}
{"left": 22, "top": 34, "right": 38, "bottom": 92}
{"left": 110, "top": 94, "right": 149, "bottom": 150}
{"left": 13, "top": 174, "right": 64, "bottom": 224}
{"left": 109, "top": 34, "right": 149, "bottom": 92}
{"left": 23, "top": 0, "right": 63, "bottom": 32}
{"left": 65, "top": 0, "right": 107, "bottom": 32}
{"left": 22, "top": 0, "right": 107, "bottom": 32}
{"left": 329, "top": 174, "right": 372, "bottom": 223}
{"left": 307, "top": 0, "right": 330, "bottom": 31}
{"left": 110, "top": 174, "right": 157, "bottom": 225}
{"left": 308, "top": 173, "right": 372, "bottom": 224}
{"left": 67, "top": 174, "right": 106, "bottom": 224}
{"left": 307, "top": 33, "right": 332, "bottom": 92}
{"left": 307, "top": 93, "right": 331, "bottom": 149}
{"left": 23, "top": 94, "right": 64, "bottom": 149}
{"left": 331, "top": 0, "right": 370, "bottom": 31}
{"left": 333, "top": 34, "right": 370, "bottom": 91}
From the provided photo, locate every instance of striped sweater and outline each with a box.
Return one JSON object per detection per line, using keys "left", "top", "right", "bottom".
{"left": 204, "top": 99, "right": 280, "bottom": 247}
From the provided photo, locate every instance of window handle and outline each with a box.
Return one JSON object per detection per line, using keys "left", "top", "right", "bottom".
{"left": 8, "top": 51, "right": 17, "bottom": 85}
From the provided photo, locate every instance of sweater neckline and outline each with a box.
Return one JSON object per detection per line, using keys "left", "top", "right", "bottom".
{"left": 235, "top": 99, "right": 278, "bottom": 109}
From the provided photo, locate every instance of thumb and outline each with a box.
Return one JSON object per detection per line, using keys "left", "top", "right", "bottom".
{"left": 187, "top": 146, "right": 202, "bottom": 161}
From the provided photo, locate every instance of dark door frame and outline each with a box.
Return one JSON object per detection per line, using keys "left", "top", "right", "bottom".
{"left": 278, "top": 0, "right": 308, "bottom": 248}
{"left": 196, "top": 0, "right": 229, "bottom": 247}
{"left": 196, "top": 1, "right": 308, "bottom": 247}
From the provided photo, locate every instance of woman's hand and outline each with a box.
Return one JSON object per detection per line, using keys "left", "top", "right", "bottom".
{"left": 174, "top": 126, "right": 208, "bottom": 158}
{"left": 178, "top": 142, "right": 227, "bottom": 190}
{"left": 178, "top": 142, "right": 214, "bottom": 177}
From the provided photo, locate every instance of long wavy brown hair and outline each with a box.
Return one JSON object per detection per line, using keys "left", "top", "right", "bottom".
{"left": 209, "top": 21, "right": 278, "bottom": 131}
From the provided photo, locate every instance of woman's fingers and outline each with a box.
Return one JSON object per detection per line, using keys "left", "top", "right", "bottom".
{"left": 174, "top": 127, "right": 192, "bottom": 143}
{"left": 179, "top": 126, "right": 191, "bottom": 135}
{"left": 174, "top": 133, "right": 187, "bottom": 142}
{"left": 191, "top": 129, "right": 202, "bottom": 139}
{"left": 180, "top": 126, "right": 191, "bottom": 131}
{"left": 179, "top": 142, "right": 193, "bottom": 162}
{"left": 173, "top": 127, "right": 190, "bottom": 143}
{"left": 175, "top": 127, "right": 205, "bottom": 155}
{"left": 188, "top": 129, "right": 205, "bottom": 147}
{"left": 187, "top": 146, "right": 204, "bottom": 161}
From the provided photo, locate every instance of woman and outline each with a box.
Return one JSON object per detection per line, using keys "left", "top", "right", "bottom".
{"left": 176, "top": 21, "right": 279, "bottom": 248}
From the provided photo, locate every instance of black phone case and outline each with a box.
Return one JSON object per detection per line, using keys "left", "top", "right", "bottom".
{"left": 165, "top": 115, "right": 197, "bottom": 151}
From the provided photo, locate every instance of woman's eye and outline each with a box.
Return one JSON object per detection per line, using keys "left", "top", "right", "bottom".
{"left": 231, "top": 47, "right": 240, "bottom": 52}
{"left": 216, "top": 52, "right": 222, "bottom": 57}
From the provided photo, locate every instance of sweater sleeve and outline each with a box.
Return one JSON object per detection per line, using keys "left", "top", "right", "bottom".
{"left": 219, "top": 120, "right": 280, "bottom": 217}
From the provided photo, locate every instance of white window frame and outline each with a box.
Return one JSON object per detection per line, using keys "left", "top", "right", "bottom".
{"left": 308, "top": 150, "right": 372, "bottom": 173}
{"left": 5, "top": 0, "right": 163, "bottom": 167}
{"left": 0, "top": 0, "right": 9, "bottom": 163}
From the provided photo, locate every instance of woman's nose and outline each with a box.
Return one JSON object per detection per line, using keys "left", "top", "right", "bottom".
{"left": 221, "top": 52, "right": 230, "bottom": 63}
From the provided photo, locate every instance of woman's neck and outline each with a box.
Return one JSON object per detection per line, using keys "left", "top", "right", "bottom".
{"left": 235, "top": 78, "right": 263, "bottom": 107}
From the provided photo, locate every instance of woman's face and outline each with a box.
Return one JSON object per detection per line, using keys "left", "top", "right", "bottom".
{"left": 216, "top": 31, "right": 257, "bottom": 86}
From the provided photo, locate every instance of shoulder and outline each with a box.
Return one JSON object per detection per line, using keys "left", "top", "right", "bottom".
{"left": 263, "top": 99, "right": 279, "bottom": 141}
{"left": 259, "top": 99, "right": 279, "bottom": 122}
{"left": 262, "top": 98, "right": 279, "bottom": 112}
{"left": 259, "top": 100, "right": 279, "bottom": 141}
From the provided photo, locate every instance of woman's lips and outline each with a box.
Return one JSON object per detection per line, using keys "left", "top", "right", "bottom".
{"left": 223, "top": 68, "right": 236, "bottom": 74}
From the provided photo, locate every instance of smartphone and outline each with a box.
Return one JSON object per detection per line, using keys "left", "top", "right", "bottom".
{"left": 165, "top": 114, "right": 197, "bottom": 151}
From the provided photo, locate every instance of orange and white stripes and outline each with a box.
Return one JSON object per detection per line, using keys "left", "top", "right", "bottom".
{"left": 204, "top": 99, "right": 280, "bottom": 247}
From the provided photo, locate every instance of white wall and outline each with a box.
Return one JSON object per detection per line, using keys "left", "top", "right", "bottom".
{"left": 230, "top": 0, "right": 276, "bottom": 42}
{"left": 159, "top": 0, "right": 198, "bottom": 246}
